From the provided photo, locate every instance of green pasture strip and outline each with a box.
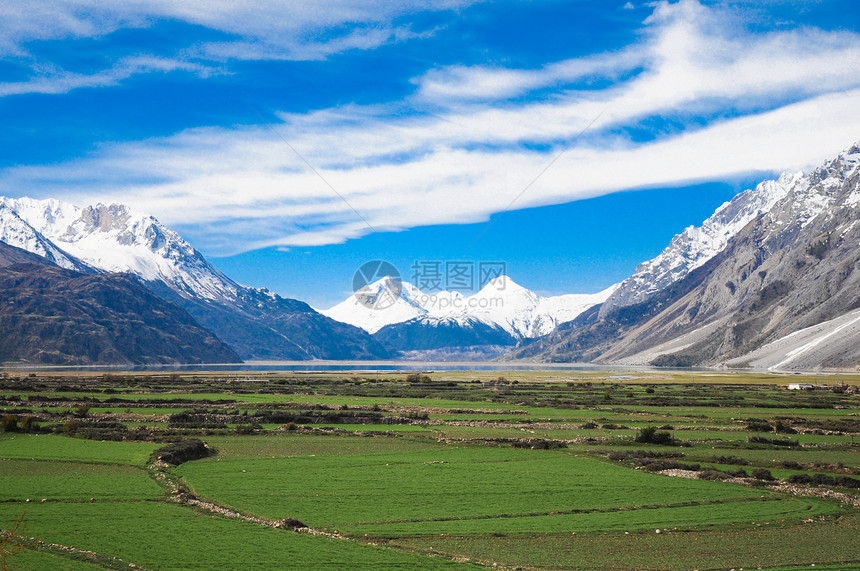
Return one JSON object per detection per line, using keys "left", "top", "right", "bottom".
{"left": 178, "top": 444, "right": 767, "bottom": 528}
{"left": 0, "top": 459, "right": 161, "bottom": 501}
{"left": 393, "top": 513, "right": 860, "bottom": 570}
{"left": 3, "top": 548, "right": 102, "bottom": 570}
{"left": 345, "top": 496, "right": 838, "bottom": 536}
{"left": 0, "top": 434, "right": 159, "bottom": 466}
{"left": 198, "top": 434, "right": 441, "bottom": 459}
{"left": 677, "top": 447, "right": 860, "bottom": 468}
{"left": 0, "top": 502, "right": 471, "bottom": 570}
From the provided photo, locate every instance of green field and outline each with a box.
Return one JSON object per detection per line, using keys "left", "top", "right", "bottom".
{"left": 177, "top": 440, "right": 791, "bottom": 530}
{"left": 1, "top": 371, "right": 859, "bottom": 569}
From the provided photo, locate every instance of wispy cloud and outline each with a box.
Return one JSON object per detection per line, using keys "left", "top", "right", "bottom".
{"left": 0, "top": 0, "right": 474, "bottom": 97}
{"left": 3, "top": 0, "right": 860, "bottom": 254}
{"left": 0, "top": 56, "right": 218, "bottom": 97}
{"left": 0, "top": 0, "right": 472, "bottom": 60}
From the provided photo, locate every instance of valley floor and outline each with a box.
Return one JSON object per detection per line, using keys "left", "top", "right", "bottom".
{"left": 1, "top": 371, "right": 860, "bottom": 570}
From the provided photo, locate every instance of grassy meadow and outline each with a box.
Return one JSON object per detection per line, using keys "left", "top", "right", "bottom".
{"left": 1, "top": 370, "right": 859, "bottom": 569}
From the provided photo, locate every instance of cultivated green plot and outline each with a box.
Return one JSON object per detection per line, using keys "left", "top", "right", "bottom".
{"left": 342, "top": 497, "right": 838, "bottom": 536}
{"left": 395, "top": 514, "right": 860, "bottom": 571}
{"left": 178, "top": 440, "right": 770, "bottom": 530}
{"left": 3, "top": 548, "right": 103, "bottom": 570}
{"left": 0, "top": 459, "right": 161, "bottom": 501}
{"left": 199, "top": 434, "right": 441, "bottom": 460}
{"left": 0, "top": 435, "right": 158, "bottom": 466}
{"left": 0, "top": 502, "right": 471, "bottom": 570}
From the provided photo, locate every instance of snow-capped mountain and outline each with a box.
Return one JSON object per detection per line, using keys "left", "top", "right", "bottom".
{"left": 322, "top": 277, "right": 464, "bottom": 334}
{"left": 324, "top": 275, "right": 616, "bottom": 340}
{"left": 599, "top": 171, "right": 801, "bottom": 317}
{"left": 0, "top": 197, "right": 390, "bottom": 361}
{"left": 515, "top": 140, "right": 860, "bottom": 370}
{"left": 461, "top": 277, "right": 617, "bottom": 338}
{"left": 0, "top": 200, "right": 87, "bottom": 271}
{"left": 0, "top": 197, "right": 238, "bottom": 302}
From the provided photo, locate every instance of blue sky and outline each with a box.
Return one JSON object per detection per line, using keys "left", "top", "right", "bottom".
{"left": 2, "top": 1, "right": 860, "bottom": 308}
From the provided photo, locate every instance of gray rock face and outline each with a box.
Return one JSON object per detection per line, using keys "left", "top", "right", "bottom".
{"left": 599, "top": 172, "right": 799, "bottom": 317}
{"left": 515, "top": 142, "right": 860, "bottom": 370}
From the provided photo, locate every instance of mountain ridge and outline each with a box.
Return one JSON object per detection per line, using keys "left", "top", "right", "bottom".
{"left": 0, "top": 197, "right": 390, "bottom": 361}
{"left": 513, "top": 141, "right": 860, "bottom": 371}
{"left": 323, "top": 275, "right": 616, "bottom": 339}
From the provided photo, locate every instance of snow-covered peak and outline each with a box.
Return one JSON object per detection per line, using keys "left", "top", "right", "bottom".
{"left": 461, "top": 277, "right": 616, "bottom": 338}
{"left": 323, "top": 275, "right": 431, "bottom": 334}
{"left": 600, "top": 169, "right": 799, "bottom": 316}
{"left": 0, "top": 196, "right": 80, "bottom": 236}
{"left": 324, "top": 273, "right": 615, "bottom": 339}
{"left": 601, "top": 139, "right": 860, "bottom": 317}
{"left": 0, "top": 202, "right": 83, "bottom": 270}
{"left": 0, "top": 196, "right": 239, "bottom": 302}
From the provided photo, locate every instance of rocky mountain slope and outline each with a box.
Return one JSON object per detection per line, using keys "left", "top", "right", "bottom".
{"left": 599, "top": 173, "right": 800, "bottom": 317}
{"left": 0, "top": 198, "right": 389, "bottom": 361}
{"left": 0, "top": 242, "right": 240, "bottom": 365}
{"left": 514, "top": 142, "right": 860, "bottom": 370}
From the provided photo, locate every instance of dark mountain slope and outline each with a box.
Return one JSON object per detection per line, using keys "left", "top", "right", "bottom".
{"left": 374, "top": 314, "right": 517, "bottom": 352}
{"left": 0, "top": 259, "right": 241, "bottom": 366}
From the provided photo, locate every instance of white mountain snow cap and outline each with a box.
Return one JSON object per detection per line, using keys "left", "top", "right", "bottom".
{"left": 324, "top": 273, "right": 615, "bottom": 338}
{"left": 0, "top": 196, "right": 239, "bottom": 302}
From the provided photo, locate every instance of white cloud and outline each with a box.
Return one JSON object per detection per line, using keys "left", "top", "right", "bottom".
{"left": 0, "top": 0, "right": 473, "bottom": 59}
{"left": 0, "top": 56, "right": 217, "bottom": 96}
{"left": 3, "top": 0, "right": 860, "bottom": 254}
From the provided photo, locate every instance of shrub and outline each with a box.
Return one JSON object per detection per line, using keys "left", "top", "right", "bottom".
{"left": 512, "top": 439, "right": 567, "bottom": 450}
{"left": 0, "top": 415, "right": 18, "bottom": 433}
{"left": 645, "top": 387, "right": 655, "bottom": 394}
{"left": 640, "top": 460, "right": 700, "bottom": 472}
{"left": 635, "top": 426, "right": 676, "bottom": 445}
{"left": 752, "top": 468, "right": 775, "bottom": 481}
{"left": 774, "top": 421, "right": 798, "bottom": 434}
{"left": 606, "top": 450, "right": 683, "bottom": 461}
{"left": 154, "top": 439, "right": 213, "bottom": 466}
{"left": 18, "top": 416, "right": 37, "bottom": 433}
{"left": 714, "top": 455, "right": 750, "bottom": 466}
{"left": 787, "top": 473, "right": 860, "bottom": 489}
{"left": 749, "top": 435, "right": 799, "bottom": 447}
{"left": 746, "top": 421, "right": 773, "bottom": 432}
{"left": 698, "top": 470, "right": 730, "bottom": 481}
